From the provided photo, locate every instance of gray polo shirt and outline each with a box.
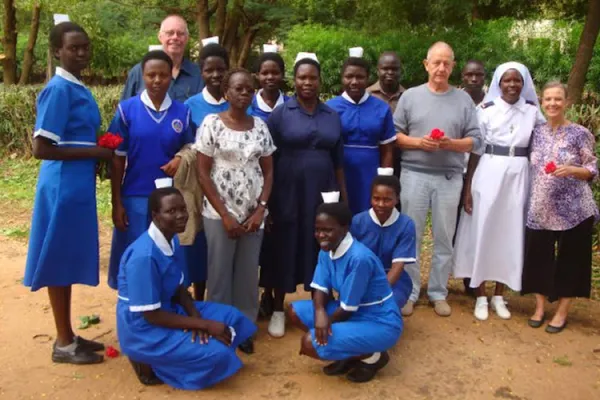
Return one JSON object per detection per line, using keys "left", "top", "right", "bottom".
{"left": 393, "top": 84, "right": 481, "bottom": 175}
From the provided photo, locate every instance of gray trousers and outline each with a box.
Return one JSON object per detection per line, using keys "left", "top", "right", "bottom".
{"left": 203, "top": 218, "right": 263, "bottom": 322}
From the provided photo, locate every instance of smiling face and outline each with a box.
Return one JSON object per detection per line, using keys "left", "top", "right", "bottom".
{"left": 342, "top": 65, "right": 368, "bottom": 101}
{"left": 258, "top": 60, "right": 283, "bottom": 91}
{"left": 143, "top": 59, "right": 172, "bottom": 100}
{"left": 294, "top": 63, "right": 320, "bottom": 101}
{"left": 55, "top": 31, "right": 91, "bottom": 75}
{"left": 225, "top": 72, "right": 254, "bottom": 110}
{"left": 371, "top": 184, "right": 398, "bottom": 223}
{"left": 377, "top": 54, "right": 401, "bottom": 87}
{"left": 153, "top": 193, "right": 188, "bottom": 235}
{"left": 542, "top": 86, "right": 567, "bottom": 119}
{"left": 314, "top": 213, "right": 347, "bottom": 253}
{"left": 202, "top": 56, "right": 228, "bottom": 94}
{"left": 158, "top": 16, "right": 189, "bottom": 58}
{"left": 500, "top": 69, "right": 524, "bottom": 104}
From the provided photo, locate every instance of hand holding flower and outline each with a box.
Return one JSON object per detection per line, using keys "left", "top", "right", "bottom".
{"left": 544, "top": 161, "right": 557, "bottom": 174}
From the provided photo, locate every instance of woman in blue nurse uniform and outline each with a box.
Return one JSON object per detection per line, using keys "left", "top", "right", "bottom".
{"left": 248, "top": 44, "right": 289, "bottom": 123}
{"left": 288, "top": 192, "right": 402, "bottom": 383}
{"left": 108, "top": 50, "right": 194, "bottom": 290}
{"left": 351, "top": 168, "right": 416, "bottom": 309}
{"left": 117, "top": 186, "right": 256, "bottom": 390}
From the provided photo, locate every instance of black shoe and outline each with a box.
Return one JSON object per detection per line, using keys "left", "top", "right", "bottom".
{"left": 52, "top": 343, "right": 104, "bottom": 365}
{"left": 463, "top": 278, "right": 475, "bottom": 297}
{"left": 258, "top": 293, "right": 274, "bottom": 319}
{"left": 323, "top": 360, "right": 356, "bottom": 376}
{"left": 545, "top": 321, "right": 568, "bottom": 334}
{"left": 346, "top": 352, "right": 390, "bottom": 383}
{"left": 527, "top": 314, "right": 545, "bottom": 329}
{"left": 238, "top": 338, "right": 254, "bottom": 354}
{"left": 75, "top": 336, "right": 105, "bottom": 352}
{"left": 129, "top": 359, "right": 163, "bottom": 386}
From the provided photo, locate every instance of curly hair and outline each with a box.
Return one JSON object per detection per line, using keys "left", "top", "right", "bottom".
{"left": 221, "top": 68, "right": 253, "bottom": 94}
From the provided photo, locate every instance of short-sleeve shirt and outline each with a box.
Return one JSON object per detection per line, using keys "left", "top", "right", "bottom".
{"left": 110, "top": 91, "right": 193, "bottom": 197}
{"left": 193, "top": 114, "right": 276, "bottom": 222}
{"left": 367, "top": 81, "right": 405, "bottom": 114}
{"left": 121, "top": 58, "right": 203, "bottom": 102}
{"left": 248, "top": 90, "right": 289, "bottom": 123}
{"left": 185, "top": 88, "right": 229, "bottom": 132}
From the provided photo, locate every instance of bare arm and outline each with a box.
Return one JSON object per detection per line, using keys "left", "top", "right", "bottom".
{"left": 32, "top": 136, "right": 112, "bottom": 161}
{"left": 387, "top": 261, "right": 405, "bottom": 286}
{"left": 439, "top": 137, "right": 474, "bottom": 153}
{"left": 379, "top": 142, "right": 394, "bottom": 167}
{"left": 175, "top": 285, "right": 201, "bottom": 318}
{"left": 463, "top": 153, "right": 481, "bottom": 214}
{"left": 335, "top": 168, "right": 349, "bottom": 203}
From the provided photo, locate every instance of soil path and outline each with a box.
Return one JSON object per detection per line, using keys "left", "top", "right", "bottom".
{"left": 1, "top": 235, "right": 599, "bottom": 400}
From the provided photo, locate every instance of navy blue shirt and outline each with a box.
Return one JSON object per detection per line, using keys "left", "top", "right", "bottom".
{"left": 121, "top": 58, "right": 203, "bottom": 102}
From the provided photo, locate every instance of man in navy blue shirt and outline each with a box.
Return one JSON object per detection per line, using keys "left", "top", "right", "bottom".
{"left": 122, "top": 15, "right": 203, "bottom": 102}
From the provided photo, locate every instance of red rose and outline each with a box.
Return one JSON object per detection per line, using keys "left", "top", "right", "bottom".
{"left": 105, "top": 345, "right": 120, "bottom": 358}
{"left": 98, "top": 132, "right": 124, "bottom": 150}
{"left": 430, "top": 128, "right": 445, "bottom": 140}
{"left": 544, "top": 161, "right": 557, "bottom": 174}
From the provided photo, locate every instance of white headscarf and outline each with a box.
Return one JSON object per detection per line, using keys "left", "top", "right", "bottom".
{"left": 483, "top": 62, "right": 540, "bottom": 107}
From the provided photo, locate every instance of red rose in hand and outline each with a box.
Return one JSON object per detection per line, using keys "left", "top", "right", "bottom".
{"left": 430, "top": 128, "right": 445, "bottom": 140}
{"left": 105, "top": 345, "right": 120, "bottom": 358}
{"left": 98, "top": 133, "right": 124, "bottom": 150}
{"left": 544, "top": 161, "right": 557, "bottom": 174}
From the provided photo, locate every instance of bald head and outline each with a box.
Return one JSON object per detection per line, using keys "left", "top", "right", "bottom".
{"left": 426, "top": 42, "right": 454, "bottom": 61}
{"left": 160, "top": 15, "right": 188, "bottom": 33}
{"left": 423, "top": 42, "right": 455, "bottom": 89}
{"left": 158, "top": 15, "right": 189, "bottom": 58}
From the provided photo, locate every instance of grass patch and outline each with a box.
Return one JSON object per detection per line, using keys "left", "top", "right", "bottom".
{"left": 0, "top": 226, "right": 30, "bottom": 239}
{"left": 552, "top": 355, "right": 573, "bottom": 367}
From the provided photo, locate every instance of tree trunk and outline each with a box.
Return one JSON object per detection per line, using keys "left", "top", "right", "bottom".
{"left": 471, "top": 0, "right": 480, "bottom": 22}
{"left": 236, "top": 27, "right": 258, "bottom": 67}
{"left": 222, "top": 0, "right": 244, "bottom": 54}
{"left": 196, "top": 0, "right": 211, "bottom": 41}
{"left": 19, "top": 2, "right": 42, "bottom": 85}
{"left": 567, "top": 0, "right": 600, "bottom": 104}
{"left": 2, "top": 0, "right": 18, "bottom": 85}
{"left": 214, "top": 0, "right": 228, "bottom": 38}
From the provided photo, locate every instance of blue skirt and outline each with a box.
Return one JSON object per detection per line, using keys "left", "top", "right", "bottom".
{"left": 291, "top": 299, "right": 402, "bottom": 360}
{"left": 344, "top": 146, "right": 380, "bottom": 215}
{"left": 181, "top": 231, "right": 208, "bottom": 285}
{"left": 24, "top": 159, "right": 99, "bottom": 291}
{"left": 117, "top": 301, "right": 256, "bottom": 390}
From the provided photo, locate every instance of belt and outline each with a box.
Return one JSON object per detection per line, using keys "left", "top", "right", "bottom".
{"left": 484, "top": 144, "right": 528, "bottom": 157}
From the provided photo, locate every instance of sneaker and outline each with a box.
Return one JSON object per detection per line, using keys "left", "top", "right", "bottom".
{"left": 401, "top": 300, "right": 415, "bottom": 316}
{"left": 474, "top": 297, "right": 489, "bottom": 321}
{"left": 491, "top": 296, "right": 511, "bottom": 319}
{"left": 432, "top": 300, "right": 452, "bottom": 317}
{"left": 268, "top": 311, "right": 286, "bottom": 338}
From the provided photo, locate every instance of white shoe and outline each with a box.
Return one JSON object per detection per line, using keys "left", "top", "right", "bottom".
{"left": 491, "top": 296, "right": 511, "bottom": 319}
{"left": 474, "top": 296, "right": 489, "bottom": 321}
{"left": 268, "top": 311, "right": 286, "bottom": 338}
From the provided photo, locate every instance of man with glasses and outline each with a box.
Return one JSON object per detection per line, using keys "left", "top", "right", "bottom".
{"left": 122, "top": 15, "right": 203, "bottom": 102}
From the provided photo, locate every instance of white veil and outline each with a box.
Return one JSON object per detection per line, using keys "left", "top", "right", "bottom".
{"left": 483, "top": 62, "right": 540, "bottom": 107}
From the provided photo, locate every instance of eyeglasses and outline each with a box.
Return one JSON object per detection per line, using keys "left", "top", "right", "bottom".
{"left": 161, "top": 30, "right": 188, "bottom": 38}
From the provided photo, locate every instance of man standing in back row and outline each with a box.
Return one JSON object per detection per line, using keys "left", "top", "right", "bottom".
{"left": 394, "top": 42, "right": 482, "bottom": 317}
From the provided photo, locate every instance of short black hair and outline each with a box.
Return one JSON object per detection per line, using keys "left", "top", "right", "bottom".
{"left": 293, "top": 58, "right": 321, "bottom": 77}
{"left": 316, "top": 202, "right": 352, "bottom": 227}
{"left": 49, "top": 22, "right": 87, "bottom": 52}
{"left": 222, "top": 68, "right": 252, "bottom": 94}
{"left": 464, "top": 59, "right": 485, "bottom": 68}
{"left": 371, "top": 175, "right": 401, "bottom": 197}
{"left": 148, "top": 187, "right": 183, "bottom": 214}
{"left": 142, "top": 50, "right": 173, "bottom": 72}
{"left": 342, "top": 57, "right": 370, "bottom": 76}
{"left": 199, "top": 43, "right": 229, "bottom": 71}
{"left": 255, "top": 52, "right": 285, "bottom": 75}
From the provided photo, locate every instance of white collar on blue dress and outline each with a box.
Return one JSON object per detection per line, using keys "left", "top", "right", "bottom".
{"left": 202, "top": 87, "right": 227, "bottom": 105}
{"left": 148, "top": 222, "right": 175, "bottom": 257}
{"left": 256, "top": 89, "right": 285, "bottom": 112}
{"left": 342, "top": 91, "right": 369, "bottom": 105}
{"left": 330, "top": 232, "right": 354, "bottom": 260}
{"left": 368, "top": 208, "right": 400, "bottom": 228}
{"left": 141, "top": 90, "right": 172, "bottom": 112}
{"left": 55, "top": 67, "right": 85, "bottom": 87}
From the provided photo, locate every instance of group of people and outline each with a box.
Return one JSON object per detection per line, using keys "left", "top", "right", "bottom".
{"left": 23, "top": 13, "right": 598, "bottom": 391}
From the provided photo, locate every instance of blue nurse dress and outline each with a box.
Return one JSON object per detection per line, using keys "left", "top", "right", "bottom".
{"left": 351, "top": 208, "right": 416, "bottom": 309}
{"left": 259, "top": 97, "right": 344, "bottom": 293}
{"left": 326, "top": 93, "right": 396, "bottom": 215}
{"left": 24, "top": 68, "right": 101, "bottom": 291}
{"left": 117, "top": 223, "right": 256, "bottom": 390}
{"left": 107, "top": 91, "right": 194, "bottom": 289}
{"left": 248, "top": 89, "right": 289, "bottom": 122}
{"left": 185, "top": 87, "right": 229, "bottom": 131}
{"left": 291, "top": 234, "right": 402, "bottom": 360}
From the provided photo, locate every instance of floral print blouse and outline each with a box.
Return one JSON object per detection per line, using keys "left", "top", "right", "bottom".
{"left": 527, "top": 122, "right": 599, "bottom": 230}
{"left": 194, "top": 114, "right": 276, "bottom": 223}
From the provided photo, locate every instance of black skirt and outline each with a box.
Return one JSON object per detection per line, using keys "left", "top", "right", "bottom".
{"left": 522, "top": 217, "right": 594, "bottom": 302}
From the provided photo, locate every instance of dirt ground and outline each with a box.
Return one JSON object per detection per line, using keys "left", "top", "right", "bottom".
{"left": 1, "top": 234, "right": 600, "bottom": 400}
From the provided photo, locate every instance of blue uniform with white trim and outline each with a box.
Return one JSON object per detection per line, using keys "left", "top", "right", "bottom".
{"left": 248, "top": 90, "right": 289, "bottom": 122}
{"left": 117, "top": 223, "right": 256, "bottom": 390}
{"left": 24, "top": 68, "right": 101, "bottom": 291}
{"left": 326, "top": 93, "right": 396, "bottom": 214}
{"left": 107, "top": 92, "right": 195, "bottom": 289}
{"left": 185, "top": 88, "right": 229, "bottom": 133}
{"left": 291, "top": 234, "right": 402, "bottom": 360}
{"left": 351, "top": 209, "right": 416, "bottom": 309}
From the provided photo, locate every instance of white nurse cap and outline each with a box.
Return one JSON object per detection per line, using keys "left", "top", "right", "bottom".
{"left": 53, "top": 14, "right": 70, "bottom": 25}
{"left": 263, "top": 44, "right": 278, "bottom": 53}
{"left": 377, "top": 167, "right": 394, "bottom": 176}
{"left": 155, "top": 177, "right": 173, "bottom": 189}
{"left": 295, "top": 52, "right": 319, "bottom": 65}
{"left": 321, "top": 191, "right": 340, "bottom": 204}
{"left": 201, "top": 36, "right": 219, "bottom": 46}
{"left": 148, "top": 45, "right": 163, "bottom": 52}
{"left": 349, "top": 47, "right": 364, "bottom": 58}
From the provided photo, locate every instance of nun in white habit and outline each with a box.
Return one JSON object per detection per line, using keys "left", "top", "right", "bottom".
{"left": 453, "top": 62, "right": 545, "bottom": 321}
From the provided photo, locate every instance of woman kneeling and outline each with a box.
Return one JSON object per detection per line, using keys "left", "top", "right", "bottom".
{"left": 287, "top": 192, "right": 402, "bottom": 383}
{"left": 116, "top": 186, "right": 256, "bottom": 390}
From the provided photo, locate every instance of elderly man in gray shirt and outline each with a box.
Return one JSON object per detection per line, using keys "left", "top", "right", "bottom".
{"left": 394, "top": 42, "right": 481, "bottom": 317}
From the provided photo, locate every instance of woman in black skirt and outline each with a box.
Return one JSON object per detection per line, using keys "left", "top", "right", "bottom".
{"left": 522, "top": 81, "right": 599, "bottom": 333}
